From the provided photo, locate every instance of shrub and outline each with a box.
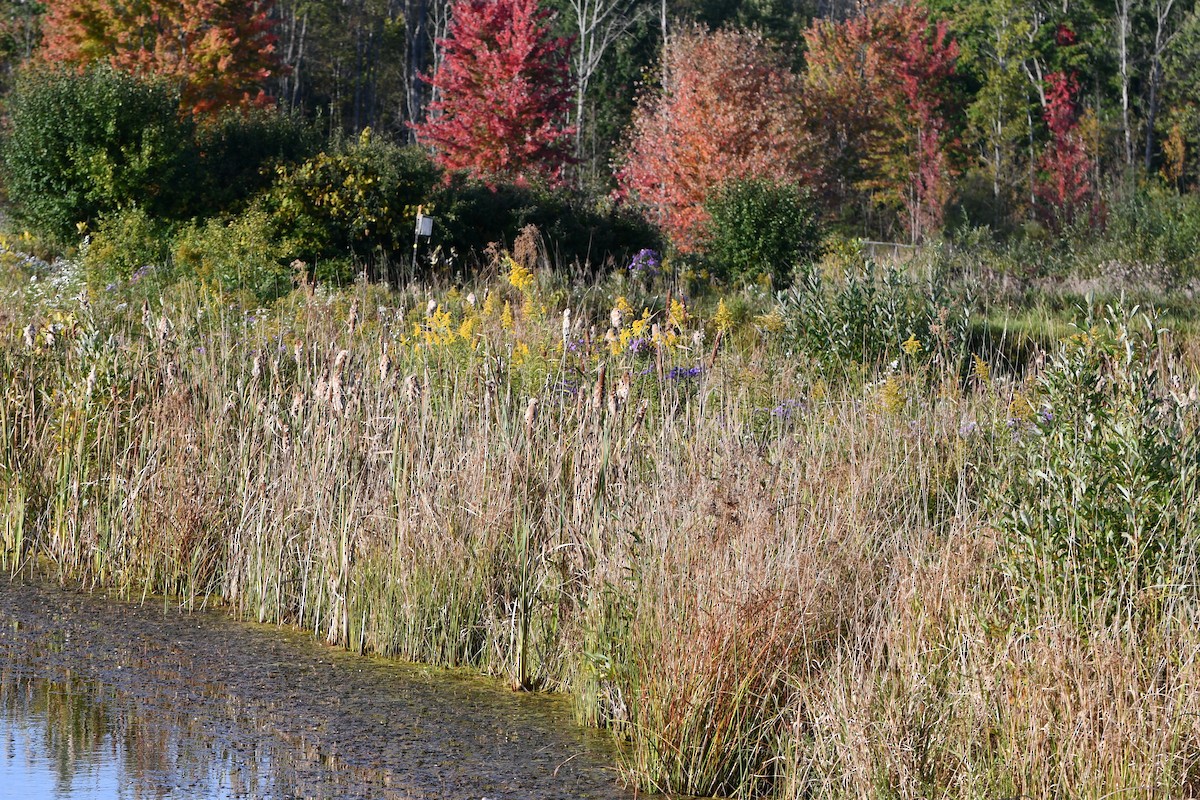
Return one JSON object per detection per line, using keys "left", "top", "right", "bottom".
{"left": 81, "top": 206, "right": 173, "bottom": 294}
{"left": 190, "top": 109, "right": 320, "bottom": 219}
{"left": 433, "top": 177, "right": 661, "bottom": 273}
{"left": 703, "top": 178, "right": 822, "bottom": 287}
{"left": 261, "top": 132, "right": 440, "bottom": 274}
{"left": 989, "top": 305, "right": 1200, "bottom": 620}
{"left": 779, "top": 241, "right": 961, "bottom": 373}
{"left": 0, "top": 66, "right": 194, "bottom": 242}
{"left": 172, "top": 209, "right": 291, "bottom": 303}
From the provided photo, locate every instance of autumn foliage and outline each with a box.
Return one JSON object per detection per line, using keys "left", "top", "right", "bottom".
{"left": 1036, "top": 71, "right": 1096, "bottom": 228}
{"left": 803, "top": 0, "right": 958, "bottom": 240}
{"left": 411, "top": 0, "right": 574, "bottom": 186}
{"left": 39, "top": 0, "right": 282, "bottom": 116}
{"left": 615, "top": 28, "right": 809, "bottom": 252}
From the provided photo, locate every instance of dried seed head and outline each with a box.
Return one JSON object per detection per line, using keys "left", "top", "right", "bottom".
{"left": 252, "top": 352, "right": 263, "bottom": 379}
{"left": 378, "top": 348, "right": 392, "bottom": 383}
{"left": 22, "top": 324, "right": 35, "bottom": 349}
{"left": 333, "top": 349, "right": 350, "bottom": 377}
{"left": 610, "top": 307, "right": 623, "bottom": 329}
{"left": 141, "top": 300, "right": 153, "bottom": 331}
{"left": 524, "top": 397, "right": 539, "bottom": 431}
{"left": 466, "top": 292, "right": 477, "bottom": 307}
{"left": 290, "top": 391, "right": 304, "bottom": 417}
{"left": 84, "top": 365, "right": 97, "bottom": 397}
{"left": 591, "top": 364, "right": 606, "bottom": 411}
{"left": 405, "top": 373, "right": 421, "bottom": 405}
{"left": 293, "top": 342, "right": 304, "bottom": 367}
{"left": 606, "top": 392, "right": 618, "bottom": 417}
{"left": 156, "top": 315, "right": 172, "bottom": 342}
{"left": 616, "top": 372, "right": 631, "bottom": 404}
{"left": 43, "top": 326, "right": 56, "bottom": 347}
{"left": 632, "top": 399, "right": 649, "bottom": 429}
{"left": 692, "top": 329, "right": 705, "bottom": 348}
{"left": 347, "top": 300, "right": 360, "bottom": 334}
{"left": 426, "top": 299, "right": 437, "bottom": 317}
{"left": 562, "top": 308, "right": 571, "bottom": 342}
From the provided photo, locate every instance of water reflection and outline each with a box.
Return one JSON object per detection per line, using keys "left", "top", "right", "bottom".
{"left": 0, "top": 582, "right": 634, "bottom": 799}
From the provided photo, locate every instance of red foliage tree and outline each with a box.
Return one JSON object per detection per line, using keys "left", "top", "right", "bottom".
{"left": 615, "top": 27, "right": 809, "bottom": 252}
{"left": 411, "top": 0, "right": 574, "bottom": 186}
{"left": 1036, "top": 71, "right": 1096, "bottom": 228}
{"left": 39, "top": 0, "right": 282, "bottom": 117}
{"left": 803, "top": 1, "right": 958, "bottom": 241}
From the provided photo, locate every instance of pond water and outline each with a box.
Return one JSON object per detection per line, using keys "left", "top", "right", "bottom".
{"left": 0, "top": 580, "right": 635, "bottom": 799}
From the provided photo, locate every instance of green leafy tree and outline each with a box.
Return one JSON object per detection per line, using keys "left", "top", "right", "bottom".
{"left": 0, "top": 66, "right": 194, "bottom": 241}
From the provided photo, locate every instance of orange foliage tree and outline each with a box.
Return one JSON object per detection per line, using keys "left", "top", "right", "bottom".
{"left": 804, "top": 0, "right": 958, "bottom": 240}
{"left": 615, "top": 27, "right": 810, "bottom": 252}
{"left": 39, "top": 0, "right": 283, "bottom": 116}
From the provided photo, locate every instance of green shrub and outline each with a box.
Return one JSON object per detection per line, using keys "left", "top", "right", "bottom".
{"left": 703, "top": 178, "right": 822, "bottom": 288}
{"left": 779, "top": 240, "right": 961, "bottom": 373}
{"left": 81, "top": 207, "right": 173, "bottom": 294}
{"left": 261, "top": 131, "right": 440, "bottom": 274}
{"left": 190, "top": 109, "right": 320, "bottom": 219}
{"left": 173, "top": 209, "right": 291, "bottom": 303}
{"left": 989, "top": 305, "right": 1200, "bottom": 621}
{"left": 0, "top": 66, "right": 195, "bottom": 242}
{"left": 433, "top": 177, "right": 660, "bottom": 273}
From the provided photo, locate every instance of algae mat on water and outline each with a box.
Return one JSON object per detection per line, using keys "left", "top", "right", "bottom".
{"left": 0, "top": 580, "right": 632, "bottom": 799}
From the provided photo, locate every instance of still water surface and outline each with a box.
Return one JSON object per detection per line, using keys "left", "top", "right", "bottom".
{"left": 0, "top": 581, "right": 634, "bottom": 799}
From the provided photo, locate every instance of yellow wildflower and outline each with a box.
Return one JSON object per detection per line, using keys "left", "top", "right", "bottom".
{"left": 902, "top": 334, "right": 922, "bottom": 356}
{"left": 713, "top": 299, "right": 734, "bottom": 334}
{"left": 668, "top": 298, "right": 687, "bottom": 330}
{"left": 502, "top": 301, "right": 514, "bottom": 332}
{"left": 507, "top": 257, "right": 535, "bottom": 294}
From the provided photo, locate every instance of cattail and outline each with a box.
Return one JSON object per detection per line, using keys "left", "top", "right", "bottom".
{"left": 616, "top": 371, "right": 631, "bottom": 405}
{"left": 591, "top": 363, "right": 606, "bottom": 412}
{"left": 606, "top": 392, "right": 618, "bottom": 417}
{"left": 378, "top": 345, "right": 392, "bottom": 383}
{"left": 610, "top": 306, "right": 623, "bottom": 329}
{"left": 524, "top": 397, "right": 539, "bottom": 433}
{"left": 84, "top": 365, "right": 97, "bottom": 397}
{"left": 347, "top": 300, "right": 359, "bottom": 335}
{"left": 426, "top": 298, "right": 437, "bottom": 317}
{"left": 632, "top": 399, "right": 648, "bottom": 430}
{"left": 251, "top": 352, "right": 263, "bottom": 379}
{"left": 43, "top": 325, "right": 56, "bottom": 347}
{"left": 604, "top": 328, "right": 617, "bottom": 349}
{"left": 156, "top": 314, "right": 172, "bottom": 342}
{"left": 692, "top": 329, "right": 705, "bottom": 349}
{"left": 141, "top": 300, "right": 153, "bottom": 331}
{"left": 290, "top": 391, "right": 304, "bottom": 417}
{"left": 405, "top": 373, "right": 421, "bottom": 405}
{"left": 561, "top": 308, "right": 571, "bottom": 342}
{"left": 22, "top": 324, "right": 34, "bottom": 349}
{"left": 331, "top": 350, "right": 349, "bottom": 414}
{"left": 466, "top": 292, "right": 477, "bottom": 307}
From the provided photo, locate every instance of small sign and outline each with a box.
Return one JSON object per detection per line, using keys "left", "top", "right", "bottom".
{"left": 415, "top": 214, "right": 434, "bottom": 237}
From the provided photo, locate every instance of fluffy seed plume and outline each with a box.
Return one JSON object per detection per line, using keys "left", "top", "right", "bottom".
{"left": 405, "top": 373, "right": 422, "bottom": 405}
{"left": 562, "top": 308, "right": 572, "bottom": 342}
{"left": 22, "top": 324, "right": 34, "bottom": 349}
{"left": 524, "top": 397, "right": 539, "bottom": 433}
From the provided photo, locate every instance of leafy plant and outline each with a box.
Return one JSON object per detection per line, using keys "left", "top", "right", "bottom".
{"left": 990, "top": 304, "right": 1200, "bottom": 619}
{"left": 173, "top": 208, "right": 291, "bottom": 302}
{"left": 0, "top": 66, "right": 194, "bottom": 242}
{"left": 703, "top": 178, "right": 822, "bottom": 287}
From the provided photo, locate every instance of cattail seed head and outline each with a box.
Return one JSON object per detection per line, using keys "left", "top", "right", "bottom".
{"left": 591, "top": 364, "right": 606, "bottom": 412}
{"left": 378, "top": 347, "right": 392, "bottom": 383}
{"left": 466, "top": 292, "right": 477, "bottom": 307}
{"left": 562, "top": 308, "right": 571, "bottom": 342}
{"left": 405, "top": 373, "right": 421, "bottom": 405}
{"left": 22, "top": 324, "right": 34, "bottom": 349}
{"left": 251, "top": 352, "right": 263, "bottom": 379}
{"left": 85, "top": 365, "right": 97, "bottom": 397}
{"left": 524, "top": 397, "right": 539, "bottom": 432}
{"left": 616, "top": 372, "right": 631, "bottom": 404}
{"left": 610, "top": 307, "right": 623, "bottom": 329}
{"left": 426, "top": 299, "right": 437, "bottom": 317}
{"left": 347, "top": 300, "right": 359, "bottom": 334}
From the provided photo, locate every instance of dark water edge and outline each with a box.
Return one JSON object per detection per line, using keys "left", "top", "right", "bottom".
{"left": 0, "top": 579, "right": 636, "bottom": 799}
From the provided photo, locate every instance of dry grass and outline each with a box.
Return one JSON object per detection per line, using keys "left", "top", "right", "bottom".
{"left": 1, "top": 254, "right": 1198, "bottom": 798}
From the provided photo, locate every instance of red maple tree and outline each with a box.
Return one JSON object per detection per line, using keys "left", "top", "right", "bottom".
{"left": 803, "top": 0, "right": 958, "bottom": 241}
{"left": 39, "top": 0, "right": 282, "bottom": 117}
{"left": 411, "top": 0, "right": 574, "bottom": 186}
{"left": 1036, "top": 71, "right": 1096, "bottom": 228}
{"left": 615, "top": 27, "right": 809, "bottom": 252}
